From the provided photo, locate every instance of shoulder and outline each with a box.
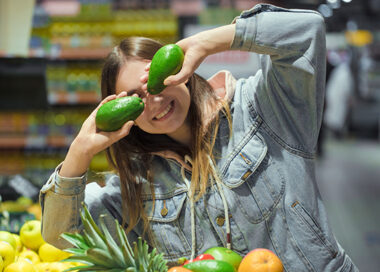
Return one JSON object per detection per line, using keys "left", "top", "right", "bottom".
{"left": 207, "top": 70, "right": 237, "bottom": 102}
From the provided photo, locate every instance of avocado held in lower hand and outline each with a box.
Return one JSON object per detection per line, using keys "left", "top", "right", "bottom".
{"left": 95, "top": 96, "right": 144, "bottom": 132}
{"left": 147, "top": 44, "right": 184, "bottom": 95}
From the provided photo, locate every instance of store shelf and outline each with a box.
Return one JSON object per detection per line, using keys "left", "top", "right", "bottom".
{"left": 48, "top": 91, "right": 100, "bottom": 105}
{"left": 0, "top": 48, "right": 112, "bottom": 60}
{"left": 52, "top": 47, "right": 111, "bottom": 60}
{"left": 0, "top": 134, "right": 72, "bottom": 149}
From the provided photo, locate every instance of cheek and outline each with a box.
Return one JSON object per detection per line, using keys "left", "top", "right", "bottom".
{"left": 134, "top": 112, "right": 146, "bottom": 127}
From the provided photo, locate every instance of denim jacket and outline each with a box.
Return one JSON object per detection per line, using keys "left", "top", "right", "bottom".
{"left": 40, "top": 4, "right": 358, "bottom": 271}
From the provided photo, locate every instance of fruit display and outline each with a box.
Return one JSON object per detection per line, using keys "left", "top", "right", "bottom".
{"left": 0, "top": 197, "right": 284, "bottom": 272}
{"left": 61, "top": 203, "right": 284, "bottom": 272}
{"left": 61, "top": 204, "right": 168, "bottom": 272}
{"left": 95, "top": 96, "right": 145, "bottom": 132}
{"left": 0, "top": 222, "right": 79, "bottom": 272}
{"left": 147, "top": 44, "right": 184, "bottom": 95}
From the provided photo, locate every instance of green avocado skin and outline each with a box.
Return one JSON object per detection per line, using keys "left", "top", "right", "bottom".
{"left": 147, "top": 44, "right": 184, "bottom": 95}
{"left": 184, "top": 260, "right": 236, "bottom": 272}
{"left": 95, "top": 96, "right": 144, "bottom": 132}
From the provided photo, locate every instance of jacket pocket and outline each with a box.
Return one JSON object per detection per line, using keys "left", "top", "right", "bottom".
{"left": 291, "top": 201, "right": 338, "bottom": 259}
{"left": 221, "top": 133, "right": 285, "bottom": 223}
{"left": 143, "top": 192, "right": 204, "bottom": 261}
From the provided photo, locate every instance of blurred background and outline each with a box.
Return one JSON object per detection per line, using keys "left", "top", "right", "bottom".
{"left": 0, "top": 0, "right": 379, "bottom": 270}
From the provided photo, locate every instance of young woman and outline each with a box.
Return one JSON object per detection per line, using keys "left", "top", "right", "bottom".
{"left": 40, "top": 4, "right": 358, "bottom": 271}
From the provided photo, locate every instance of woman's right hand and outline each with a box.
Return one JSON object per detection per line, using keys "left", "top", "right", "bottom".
{"left": 74, "top": 91, "right": 134, "bottom": 157}
{"left": 59, "top": 91, "right": 134, "bottom": 177}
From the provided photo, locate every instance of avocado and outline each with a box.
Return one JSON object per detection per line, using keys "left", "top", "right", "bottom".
{"left": 95, "top": 96, "right": 144, "bottom": 132}
{"left": 147, "top": 44, "right": 184, "bottom": 95}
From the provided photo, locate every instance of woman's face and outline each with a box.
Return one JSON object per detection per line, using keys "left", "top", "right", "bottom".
{"left": 115, "top": 59, "right": 191, "bottom": 137}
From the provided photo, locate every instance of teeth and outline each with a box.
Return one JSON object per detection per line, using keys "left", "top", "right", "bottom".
{"left": 155, "top": 103, "right": 172, "bottom": 119}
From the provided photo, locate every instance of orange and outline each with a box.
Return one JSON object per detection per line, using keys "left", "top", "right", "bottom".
{"left": 238, "top": 248, "right": 283, "bottom": 272}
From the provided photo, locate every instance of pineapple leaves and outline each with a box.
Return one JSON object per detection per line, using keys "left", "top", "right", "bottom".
{"left": 99, "top": 215, "right": 127, "bottom": 268}
{"left": 116, "top": 219, "right": 135, "bottom": 267}
{"left": 61, "top": 232, "right": 90, "bottom": 250}
{"left": 61, "top": 202, "right": 167, "bottom": 272}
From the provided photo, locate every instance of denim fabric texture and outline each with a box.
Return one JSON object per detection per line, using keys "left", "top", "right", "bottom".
{"left": 40, "top": 4, "right": 358, "bottom": 271}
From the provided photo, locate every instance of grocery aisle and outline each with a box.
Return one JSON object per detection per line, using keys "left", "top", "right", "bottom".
{"left": 316, "top": 138, "right": 380, "bottom": 271}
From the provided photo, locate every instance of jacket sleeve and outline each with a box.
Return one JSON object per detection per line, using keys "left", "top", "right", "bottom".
{"left": 39, "top": 165, "right": 121, "bottom": 249}
{"left": 231, "top": 4, "right": 326, "bottom": 155}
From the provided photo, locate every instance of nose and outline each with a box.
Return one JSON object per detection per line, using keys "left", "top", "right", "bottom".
{"left": 143, "top": 92, "right": 164, "bottom": 112}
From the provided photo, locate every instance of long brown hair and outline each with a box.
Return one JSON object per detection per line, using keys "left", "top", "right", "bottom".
{"left": 101, "top": 37, "right": 231, "bottom": 233}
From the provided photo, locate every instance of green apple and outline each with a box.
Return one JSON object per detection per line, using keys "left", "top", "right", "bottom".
{"left": 19, "top": 220, "right": 45, "bottom": 251}
{"left": 4, "top": 259, "right": 36, "bottom": 272}
{"left": 0, "top": 231, "right": 17, "bottom": 250}
{"left": 0, "top": 241, "right": 16, "bottom": 268}
{"left": 204, "top": 246, "right": 243, "bottom": 271}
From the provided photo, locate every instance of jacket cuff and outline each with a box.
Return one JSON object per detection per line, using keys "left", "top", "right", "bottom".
{"left": 40, "top": 162, "right": 87, "bottom": 195}
{"left": 230, "top": 6, "right": 258, "bottom": 51}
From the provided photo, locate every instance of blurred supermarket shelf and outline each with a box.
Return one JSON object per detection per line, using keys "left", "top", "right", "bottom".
{"left": 48, "top": 90, "right": 100, "bottom": 104}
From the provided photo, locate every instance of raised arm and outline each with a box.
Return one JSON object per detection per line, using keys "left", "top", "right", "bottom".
{"left": 167, "top": 4, "right": 326, "bottom": 155}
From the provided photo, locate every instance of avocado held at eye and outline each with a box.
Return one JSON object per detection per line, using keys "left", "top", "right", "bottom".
{"left": 95, "top": 96, "right": 145, "bottom": 132}
{"left": 147, "top": 44, "right": 184, "bottom": 95}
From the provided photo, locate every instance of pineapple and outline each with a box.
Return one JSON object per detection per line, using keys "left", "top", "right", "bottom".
{"left": 60, "top": 203, "right": 168, "bottom": 272}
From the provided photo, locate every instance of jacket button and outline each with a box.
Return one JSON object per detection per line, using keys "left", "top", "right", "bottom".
{"left": 161, "top": 207, "right": 168, "bottom": 217}
{"left": 216, "top": 216, "right": 225, "bottom": 226}
{"left": 161, "top": 200, "right": 168, "bottom": 217}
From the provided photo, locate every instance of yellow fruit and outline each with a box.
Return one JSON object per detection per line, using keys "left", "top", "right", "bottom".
{"left": 4, "top": 259, "right": 36, "bottom": 272}
{"left": 0, "top": 255, "right": 4, "bottom": 271}
{"left": 34, "top": 262, "right": 49, "bottom": 272}
{"left": 27, "top": 204, "right": 42, "bottom": 220}
{"left": 0, "top": 231, "right": 17, "bottom": 250}
{"left": 19, "top": 220, "right": 45, "bottom": 251}
{"left": 35, "top": 262, "right": 66, "bottom": 272}
{"left": 0, "top": 241, "right": 16, "bottom": 268}
{"left": 11, "top": 234, "right": 22, "bottom": 253}
{"left": 16, "top": 196, "right": 33, "bottom": 206}
{"left": 38, "top": 243, "right": 70, "bottom": 262}
{"left": 18, "top": 248, "right": 40, "bottom": 264}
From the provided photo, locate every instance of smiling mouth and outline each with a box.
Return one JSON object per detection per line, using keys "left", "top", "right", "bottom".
{"left": 154, "top": 101, "right": 174, "bottom": 120}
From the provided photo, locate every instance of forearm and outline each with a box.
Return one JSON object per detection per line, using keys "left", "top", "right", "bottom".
{"left": 59, "top": 139, "right": 93, "bottom": 178}
{"left": 197, "top": 24, "right": 236, "bottom": 55}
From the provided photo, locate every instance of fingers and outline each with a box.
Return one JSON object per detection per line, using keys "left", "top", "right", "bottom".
{"left": 164, "top": 59, "right": 193, "bottom": 86}
{"left": 140, "top": 68, "right": 149, "bottom": 91}
{"left": 117, "top": 91, "right": 127, "bottom": 97}
{"left": 105, "top": 120, "right": 135, "bottom": 142}
{"left": 145, "top": 62, "right": 151, "bottom": 71}
{"left": 140, "top": 73, "right": 148, "bottom": 84}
